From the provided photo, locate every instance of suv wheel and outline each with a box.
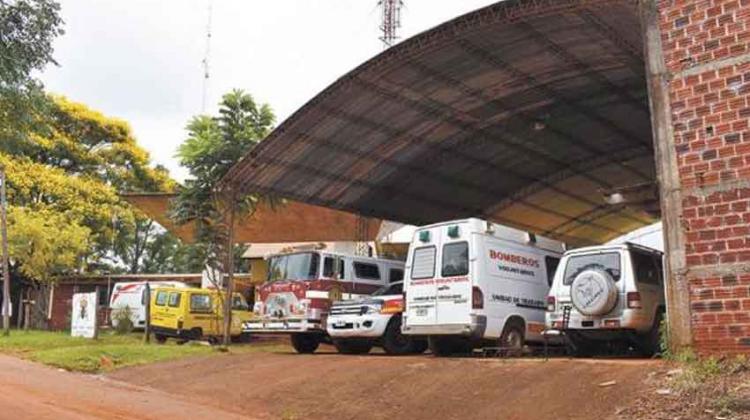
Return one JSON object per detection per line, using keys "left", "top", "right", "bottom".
{"left": 638, "top": 311, "right": 664, "bottom": 357}
{"left": 333, "top": 338, "right": 373, "bottom": 355}
{"left": 290, "top": 333, "right": 320, "bottom": 354}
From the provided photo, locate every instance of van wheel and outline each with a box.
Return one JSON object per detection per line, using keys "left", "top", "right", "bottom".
{"left": 154, "top": 334, "right": 167, "bottom": 344}
{"left": 382, "top": 316, "right": 416, "bottom": 355}
{"left": 291, "top": 333, "right": 319, "bottom": 354}
{"left": 333, "top": 339, "right": 373, "bottom": 355}
{"left": 499, "top": 322, "right": 525, "bottom": 351}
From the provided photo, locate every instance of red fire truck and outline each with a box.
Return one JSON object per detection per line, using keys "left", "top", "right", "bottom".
{"left": 244, "top": 250, "right": 405, "bottom": 353}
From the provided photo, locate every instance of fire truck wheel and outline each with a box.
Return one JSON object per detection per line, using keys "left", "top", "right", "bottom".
{"left": 154, "top": 334, "right": 167, "bottom": 344}
{"left": 291, "top": 333, "right": 320, "bottom": 354}
{"left": 383, "top": 316, "right": 416, "bottom": 355}
{"left": 333, "top": 339, "right": 373, "bottom": 355}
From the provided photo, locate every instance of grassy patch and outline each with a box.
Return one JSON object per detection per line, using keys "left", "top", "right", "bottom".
{"left": 0, "top": 330, "right": 284, "bottom": 373}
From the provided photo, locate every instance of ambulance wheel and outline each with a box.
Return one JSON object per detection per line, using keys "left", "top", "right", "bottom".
{"left": 291, "top": 333, "right": 319, "bottom": 354}
{"left": 154, "top": 334, "right": 167, "bottom": 344}
{"left": 383, "top": 316, "right": 417, "bottom": 355}
{"left": 333, "top": 338, "right": 373, "bottom": 355}
{"left": 499, "top": 322, "right": 525, "bottom": 351}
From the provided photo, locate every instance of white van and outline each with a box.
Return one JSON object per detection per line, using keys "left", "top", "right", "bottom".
{"left": 402, "top": 218, "right": 564, "bottom": 356}
{"left": 109, "top": 281, "right": 188, "bottom": 329}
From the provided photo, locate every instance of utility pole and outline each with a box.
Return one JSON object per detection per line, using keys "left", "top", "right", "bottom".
{"left": 221, "top": 187, "right": 237, "bottom": 347}
{"left": 1, "top": 167, "right": 10, "bottom": 336}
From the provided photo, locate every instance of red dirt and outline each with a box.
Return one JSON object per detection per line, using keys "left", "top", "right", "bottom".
{"left": 0, "top": 354, "right": 244, "bottom": 419}
{"left": 110, "top": 344, "right": 662, "bottom": 420}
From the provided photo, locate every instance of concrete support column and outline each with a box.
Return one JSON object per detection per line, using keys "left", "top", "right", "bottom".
{"left": 648, "top": 0, "right": 750, "bottom": 354}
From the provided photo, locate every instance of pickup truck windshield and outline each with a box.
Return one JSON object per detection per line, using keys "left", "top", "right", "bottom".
{"left": 267, "top": 253, "right": 320, "bottom": 282}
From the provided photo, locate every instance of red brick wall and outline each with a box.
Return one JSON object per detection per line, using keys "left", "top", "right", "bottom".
{"left": 49, "top": 284, "right": 109, "bottom": 331}
{"left": 659, "top": 0, "right": 750, "bottom": 354}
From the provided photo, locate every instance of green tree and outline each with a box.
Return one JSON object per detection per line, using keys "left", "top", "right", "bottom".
{"left": 0, "top": 0, "right": 64, "bottom": 146}
{"left": 172, "top": 89, "right": 275, "bottom": 345}
{"left": 172, "top": 89, "right": 275, "bottom": 272}
{"left": 2, "top": 95, "right": 177, "bottom": 280}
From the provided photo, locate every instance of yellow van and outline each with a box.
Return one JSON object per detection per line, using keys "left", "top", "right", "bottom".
{"left": 149, "top": 287, "right": 255, "bottom": 344}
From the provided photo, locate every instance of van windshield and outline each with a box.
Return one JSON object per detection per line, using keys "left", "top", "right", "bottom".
{"left": 267, "top": 253, "right": 320, "bottom": 282}
{"left": 563, "top": 252, "right": 621, "bottom": 285}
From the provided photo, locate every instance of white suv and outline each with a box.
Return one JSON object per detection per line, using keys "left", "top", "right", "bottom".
{"left": 545, "top": 243, "right": 665, "bottom": 356}
{"left": 327, "top": 282, "right": 427, "bottom": 355}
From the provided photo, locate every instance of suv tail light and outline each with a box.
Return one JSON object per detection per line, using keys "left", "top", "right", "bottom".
{"left": 546, "top": 296, "right": 556, "bottom": 312}
{"left": 627, "top": 292, "right": 643, "bottom": 309}
{"left": 472, "top": 286, "right": 484, "bottom": 309}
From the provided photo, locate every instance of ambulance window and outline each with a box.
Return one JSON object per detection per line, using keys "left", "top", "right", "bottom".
{"left": 190, "top": 294, "right": 212, "bottom": 313}
{"left": 323, "top": 257, "right": 345, "bottom": 279}
{"left": 168, "top": 292, "right": 181, "bottom": 308}
{"left": 389, "top": 268, "right": 404, "bottom": 283}
{"left": 545, "top": 257, "right": 561, "bottom": 287}
{"left": 442, "top": 242, "right": 469, "bottom": 277}
{"left": 155, "top": 291, "right": 168, "bottom": 306}
{"left": 354, "top": 262, "right": 380, "bottom": 280}
{"left": 411, "top": 246, "right": 435, "bottom": 279}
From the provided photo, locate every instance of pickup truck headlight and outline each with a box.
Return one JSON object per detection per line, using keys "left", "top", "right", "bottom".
{"left": 359, "top": 303, "right": 382, "bottom": 315}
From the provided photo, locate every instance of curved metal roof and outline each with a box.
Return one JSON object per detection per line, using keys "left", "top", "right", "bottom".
{"left": 223, "top": 0, "right": 657, "bottom": 246}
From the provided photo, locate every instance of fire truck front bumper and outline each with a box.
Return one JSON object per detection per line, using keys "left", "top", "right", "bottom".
{"left": 242, "top": 318, "right": 324, "bottom": 333}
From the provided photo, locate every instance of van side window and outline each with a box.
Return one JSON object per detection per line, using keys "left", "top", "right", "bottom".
{"left": 168, "top": 292, "right": 181, "bottom": 308}
{"left": 323, "top": 257, "right": 345, "bottom": 279}
{"left": 412, "top": 246, "right": 436, "bottom": 279}
{"left": 190, "top": 294, "right": 212, "bottom": 313}
{"left": 545, "top": 256, "right": 561, "bottom": 287}
{"left": 632, "top": 252, "right": 661, "bottom": 285}
{"left": 354, "top": 262, "right": 380, "bottom": 280}
{"left": 389, "top": 268, "right": 404, "bottom": 283}
{"left": 442, "top": 242, "right": 469, "bottom": 277}
{"left": 155, "top": 291, "right": 168, "bottom": 306}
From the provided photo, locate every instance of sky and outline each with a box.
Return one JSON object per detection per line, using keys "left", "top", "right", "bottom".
{"left": 41, "top": 0, "right": 500, "bottom": 182}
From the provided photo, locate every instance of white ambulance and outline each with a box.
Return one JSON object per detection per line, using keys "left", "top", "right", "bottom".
{"left": 402, "top": 218, "right": 565, "bottom": 356}
{"left": 109, "top": 281, "right": 188, "bottom": 329}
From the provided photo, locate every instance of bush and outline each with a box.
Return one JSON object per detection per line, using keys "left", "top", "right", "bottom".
{"left": 112, "top": 306, "right": 134, "bottom": 335}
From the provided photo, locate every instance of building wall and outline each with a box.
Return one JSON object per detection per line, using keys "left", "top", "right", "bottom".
{"left": 658, "top": 0, "right": 750, "bottom": 354}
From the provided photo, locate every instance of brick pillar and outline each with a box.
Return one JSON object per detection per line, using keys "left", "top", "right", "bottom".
{"left": 647, "top": 0, "right": 750, "bottom": 354}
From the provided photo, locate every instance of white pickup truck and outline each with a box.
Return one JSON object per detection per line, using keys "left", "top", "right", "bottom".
{"left": 326, "top": 282, "right": 427, "bottom": 355}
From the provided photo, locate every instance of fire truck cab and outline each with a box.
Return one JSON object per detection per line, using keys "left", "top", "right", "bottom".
{"left": 244, "top": 250, "right": 405, "bottom": 353}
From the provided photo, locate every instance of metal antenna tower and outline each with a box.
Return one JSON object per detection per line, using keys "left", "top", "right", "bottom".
{"left": 378, "top": 0, "right": 404, "bottom": 49}
{"left": 201, "top": 0, "right": 213, "bottom": 113}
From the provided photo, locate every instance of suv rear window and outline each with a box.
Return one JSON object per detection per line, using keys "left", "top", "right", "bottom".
{"left": 442, "top": 242, "right": 469, "bottom": 277}
{"left": 632, "top": 252, "right": 662, "bottom": 285}
{"left": 563, "top": 252, "right": 621, "bottom": 285}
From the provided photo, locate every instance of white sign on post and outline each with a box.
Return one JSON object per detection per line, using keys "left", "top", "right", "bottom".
{"left": 71, "top": 292, "right": 97, "bottom": 338}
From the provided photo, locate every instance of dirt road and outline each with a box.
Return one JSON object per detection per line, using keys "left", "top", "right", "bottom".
{"left": 111, "top": 344, "right": 661, "bottom": 420}
{"left": 0, "top": 354, "right": 245, "bottom": 419}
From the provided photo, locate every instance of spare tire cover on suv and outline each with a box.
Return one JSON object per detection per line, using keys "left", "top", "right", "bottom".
{"left": 570, "top": 269, "right": 618, "bottom": 316}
